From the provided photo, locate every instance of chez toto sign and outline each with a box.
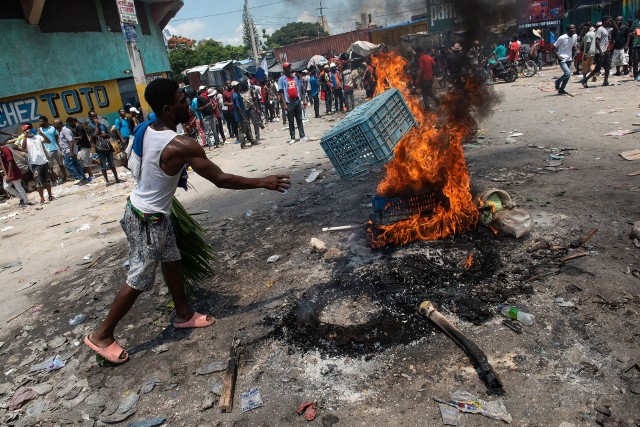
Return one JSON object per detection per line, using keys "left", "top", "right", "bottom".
{"left": 117, "top": 0, "right": 138, "bottom": 25}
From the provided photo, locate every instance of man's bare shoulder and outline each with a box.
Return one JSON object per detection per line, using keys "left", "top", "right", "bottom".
{"left": 163, "top": 134, "right": 203, "bottom": 159}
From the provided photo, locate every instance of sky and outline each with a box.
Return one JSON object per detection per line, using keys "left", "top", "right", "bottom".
{"left": 165, "top": 0, "right": 427, "bottom": 46}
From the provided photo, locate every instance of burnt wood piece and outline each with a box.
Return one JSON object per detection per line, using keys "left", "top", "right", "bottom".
{"left": 219, "top": 340, "right": 240, "bottom": 413}
{"left": 418, "top": 301, "right": 504, "bottom": 395}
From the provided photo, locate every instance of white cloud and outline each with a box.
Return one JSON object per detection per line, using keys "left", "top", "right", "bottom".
{"left": 165, "top": 20, "right": 207, "bottom": 40}
{"left": 218, "top": 23, "right": 244, "bottom": 47}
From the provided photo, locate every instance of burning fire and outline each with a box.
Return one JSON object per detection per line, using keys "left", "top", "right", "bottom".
{"left": 370, "top": 52, "right": 482, "bottom": 247}
{"left": 464, "top": 253, "right": 474, "bottom": 269}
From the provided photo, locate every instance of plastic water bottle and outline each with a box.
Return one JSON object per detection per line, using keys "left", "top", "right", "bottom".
{"left": 498, "top": 304, "right": 534, "bottom": 325}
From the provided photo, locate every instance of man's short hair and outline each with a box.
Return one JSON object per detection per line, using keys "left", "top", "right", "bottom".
{"left": 144, "top": 78, "right": 180, "bottom": 115}
{"left": 39, "top": 115, "right": 49, "bottom": 122}
{"left": 65, "top": 117, "right": 76, "bottom": 124}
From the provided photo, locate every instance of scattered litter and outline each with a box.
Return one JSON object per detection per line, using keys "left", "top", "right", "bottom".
{"left": 493, "top": 208, "right": 533, "bottom": 238}
{"left": 322, "top": 224, "right": 361, "bottom": 232}
{"left": 100, "top": 219, "right": 117, "bottom": 224}
{"left": 505, "top": 137, "right": 517, "bottom": 143}
{"left": 554, "top": 297, "right": 576, "bottom": 308}
{"left": 152, "top": 344, "right": 169, "bottom": 354}
{"left": 606, "top": 129, "right": 631, "bottom": 136}
{"left": 620, "top": 149, "right": 640, "bottom": 161}
{"left": 498, "top": 304, "right": 535, "bottom": 325}
{"left": 117, "top": 392, "right": 139, "bottom": 414}
{"left": 245, "top": 210, "right": 253, "bottom": 217}
{"left": 2, "top": 260, "right": 21, "bottom": 270}
{"left": 69, "top": 314, "right": 87, "bottom": 326}
{"left": 201, "top": 395, "right": 216, "bottom": 411}
{"left": 194, "top": 361, "right": 226, "bottom": 375}
{"left": 439, "top": 402, "right": 459, "bottom": 426}
{"left": 509, "top": 132, "right": 524, "bottom": 137}
{"left": 128, "top": 417, "right": 166, "bottom": 427}
{"left": 8, "top": 387, "right": 39, "bottom": 410}
{"left": 296, "top": 401, "right": 317, "bottom": 421}
{"left": 548, "top": 110, "right": 555, "bottom": 113}
{"left": 267, "top": 255, "right": 281, "bottom": 263}
{"left": 18, "top": 281, "right": 37, "bottom": 292}
{"left": 309, "top": 237, "right": 328, "bottom": 253}
{"left": 549, "top": 154, "right": 565, "bottom": 160}
{"left": 437, "top": 390, "right": 512, "bottom": 423}
{"left": 140, "top": 378, "right": 156, "bottom": 394}
{"left": 83, "top": 254, "right": 92, "bottom": 260}
{"left": 240, "top": 387, "right": 264, "bottom": 413}
{"left": 76, "top": 224, "right": 92, "bottom": 232}
{"left": 64, "top": 228, "right": 73, "bottom": 233}
{"left": 305, "top": 168, "right": 321, "bottom": 183}
{"left": 1, "top": 226, "right": 14, "bottom": 232}
{"left": 65, "top": 216, "right": 79, "bottom": 223}
{"left": 189, "top": 210, "right": 209, "bottom": 216}
{"left": 47, "top": 355, "right": 65, "bottom": 371}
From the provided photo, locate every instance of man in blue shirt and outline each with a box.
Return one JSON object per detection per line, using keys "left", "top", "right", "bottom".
{"left": 114, "top": 109, "right": 132, "bottom": 149}
{"left": 309, "top": 71, "right": 320, "bottom": 118}
{"left": 232, "top": 81, "right": 254, "bottom": 149}
{"left": 278, "top": 62, "right": 307, "bottom": 144}
{"left": 39, "top": 115, "right": 67, "bottom": 183}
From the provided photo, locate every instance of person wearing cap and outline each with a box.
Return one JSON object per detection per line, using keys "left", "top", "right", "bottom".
{"left": 88, "top": 111, "right": 123, "bottom": 186}
{"left": 278, "top": 62, "right": 307, "bottom": 144}
{"left": 129, "top": 107, "right": 144, "bottom": 126}
{"left": 532, "top": 29, "right": 544, "bottom": 71}
{"left": 342, "top": 64, "right": 354, "bottom": 112}
{"left": 302, "top": 70, "right": 312, "bottom": 105}
{"left": 21, "top": 124, "right": 55, "bottom": 204}
{"left": 320, "top": 64, "right": 333, "bottom": 113}
{"left": 200, "top": 87, "right": 219, "bottom": 148}
{"left": 447, "top": 44, "right": 466, "bottom": 81}
{"left": 232, "top": 81, "right": 255, "bottom": 148}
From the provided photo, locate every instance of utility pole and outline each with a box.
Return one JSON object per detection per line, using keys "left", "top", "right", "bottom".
{"left": 117, "top": 1, "right": 150, "bottom": 116}
{"left": 316, "top": 1, "right": 328, "bottom": 37}
{"left": 245, "top": 0, "right": 260, "bottom": 67}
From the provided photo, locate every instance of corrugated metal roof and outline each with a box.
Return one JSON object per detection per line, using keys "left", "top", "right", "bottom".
{"left": 367, "top": 18, "right": 430, "bottom": 32}
{"left": 187, "top": 65, "right": 209, "bottom": 75}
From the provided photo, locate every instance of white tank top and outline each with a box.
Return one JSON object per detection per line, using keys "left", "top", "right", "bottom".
{"left": 129, "top": 127, "right": 182, "bottom": 215}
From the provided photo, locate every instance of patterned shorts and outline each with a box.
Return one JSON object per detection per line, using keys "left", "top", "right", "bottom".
{"left": 121, "top": 204, "right": 181, "bottom": 291}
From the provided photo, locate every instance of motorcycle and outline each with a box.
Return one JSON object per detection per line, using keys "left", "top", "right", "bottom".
{"left": 482, "top": 58, "right": 518, "bottom": 83}
{"left": 517, "top": 52, "right": 538, "bottom": 77}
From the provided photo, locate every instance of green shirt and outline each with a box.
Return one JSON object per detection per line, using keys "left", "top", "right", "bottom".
{"left": 583, "top": 30, "right": 596, "bottom": 55}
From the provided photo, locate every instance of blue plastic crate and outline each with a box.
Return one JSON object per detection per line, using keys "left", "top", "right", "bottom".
{"left": 370, "top": 191, "right": 442, "bottom": 226}
{"left": 320, "top": 88, "right": 416, "bottom": 179}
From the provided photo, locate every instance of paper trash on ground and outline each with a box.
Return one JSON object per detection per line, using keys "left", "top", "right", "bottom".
{"left": 240, "top": 387, "right": 264, "bottom": 413}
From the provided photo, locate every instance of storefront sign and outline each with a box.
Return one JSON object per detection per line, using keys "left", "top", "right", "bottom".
{"left": 519, "top": 19, "right": 560, "bottom": 29}
{"left": 117, "top": 0, "right": 138, "bottom": 25}
{"left": 427, "top": 0, "right": 460, "bottom": 32}
{"left": 0, "top": 80, "right": 122, "bottom": 128}
{"left": 519, "top": 0, "right": 563, "bottom": 25}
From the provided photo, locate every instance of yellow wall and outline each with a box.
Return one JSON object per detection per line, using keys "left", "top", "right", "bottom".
{"left": 0, "top": 80, "right": 123, "bottom": 128}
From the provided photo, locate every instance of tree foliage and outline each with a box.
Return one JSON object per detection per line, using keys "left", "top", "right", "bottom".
{"left": 242, "top": 4, "right": 261, "bottom": 56}
{"left": 265, "top": 22, "right": 328, "bottom": 48}
{"left": 168, "top": 38, "right": 246, "bottom": 80}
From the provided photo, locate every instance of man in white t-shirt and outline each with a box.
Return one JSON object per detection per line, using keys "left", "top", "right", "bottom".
{"left": 20, "top": 124, "right": 54, "bottom": 204}
{"left": 553, "top": 24, "right": 578, "bottom": 94}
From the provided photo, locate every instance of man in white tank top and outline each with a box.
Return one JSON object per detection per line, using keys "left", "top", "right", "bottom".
{"left": 84, "top": 78, "right": 290, "bottom": 364}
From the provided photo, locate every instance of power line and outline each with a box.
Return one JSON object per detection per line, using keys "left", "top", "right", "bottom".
{"left": 171, "top": 0, "right": 291, "bottom": 22}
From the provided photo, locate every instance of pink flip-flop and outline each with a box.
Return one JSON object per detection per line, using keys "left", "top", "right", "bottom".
{"left": 84, "top": 335, "right": 129, "bottom": 364}
{"left": 173, "top": 312, "right": 216, "bottom": 329}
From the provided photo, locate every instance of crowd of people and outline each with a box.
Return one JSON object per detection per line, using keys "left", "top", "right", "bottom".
{"left": 180, "top": 59, "right": 377, "bottom": 148}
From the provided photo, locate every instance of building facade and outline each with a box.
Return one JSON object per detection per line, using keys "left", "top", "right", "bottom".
{"left": 0, "top": 0, "right": 182, "bottom": 131}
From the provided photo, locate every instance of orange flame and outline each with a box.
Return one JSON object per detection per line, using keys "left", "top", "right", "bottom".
{"left": 464, "top": 253, "right": 474, "bottom": 269}
{"left": 370, "top": 52, "right": 480, "bottom": 247}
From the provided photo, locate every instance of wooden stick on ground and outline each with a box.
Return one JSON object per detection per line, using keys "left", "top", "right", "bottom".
{"left": 628, "top": 171, "right": 640, "bottom": 177}
{"left": 418, "top": 301, "right": 504, "bottom": 395}
{"left": 219, "top": 339, "right": 240, "bottom": 413}
{"left": 6, "top": 303, "right": 38, "bottom": 323}
{"left": 85, "top": 255, "right": 101, "bottom": 270}
{"left": 570, "top": 228, "right": 598, "bottom": 248}
{"left": 559, "top": 252, "right": 588, "bottom": 263}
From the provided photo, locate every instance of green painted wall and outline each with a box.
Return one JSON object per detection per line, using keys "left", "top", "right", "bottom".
{"left": 0, "top": 2, "right": 169, "bottom": 99}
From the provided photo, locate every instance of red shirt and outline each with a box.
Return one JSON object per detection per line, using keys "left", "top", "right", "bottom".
{"left": 418, "top": 53, "right": 436, "bottom": 81}
{"left": 222, "top": 89, "right": 234, "bottom": 111}
{"left": 285, "top": 76, "right": 299, "bottom": 99}
{"left": 1, "top": 146, "right": 21, "bottom": 181}
{"left": 508, "top": 42, "right": 520, "bottom": 62}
